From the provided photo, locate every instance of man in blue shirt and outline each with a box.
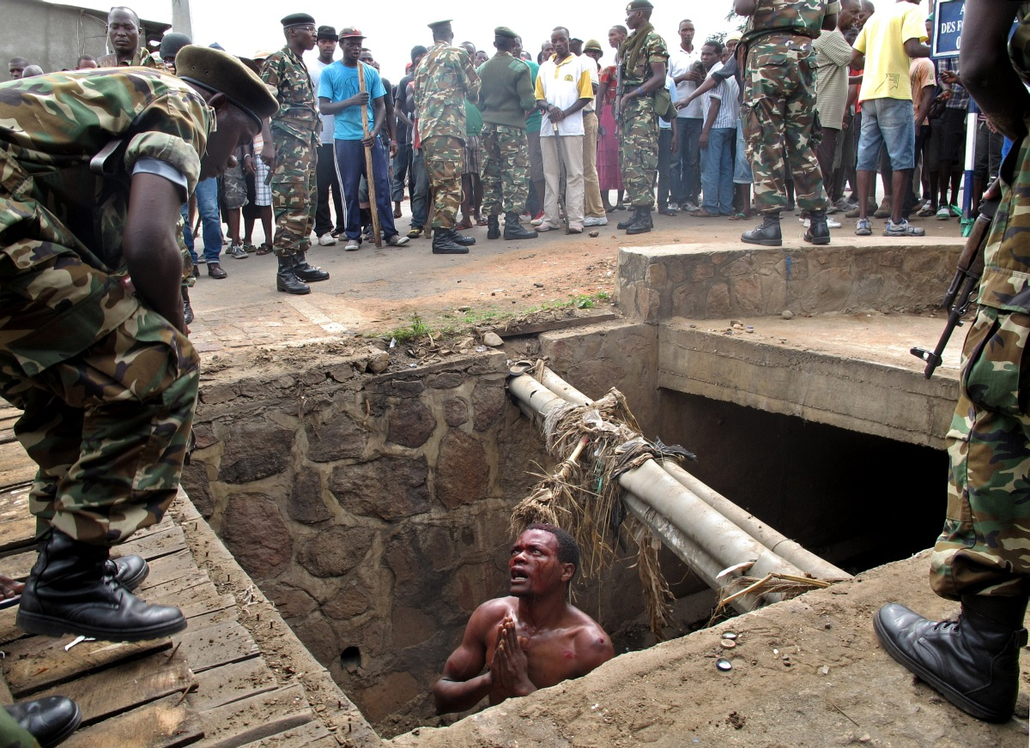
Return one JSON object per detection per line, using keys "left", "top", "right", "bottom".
{"left": 318, "top": 27, "right": 408, "bottom": 249}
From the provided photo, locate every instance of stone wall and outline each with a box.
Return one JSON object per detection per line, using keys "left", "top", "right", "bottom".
{"left": 617, "top": 240, "right": 964, "bottom": 323}
{"left": 181, "top": 345, "right": 655, "bottom": 736}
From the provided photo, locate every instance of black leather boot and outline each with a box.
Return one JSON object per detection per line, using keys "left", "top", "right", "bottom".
{"left": 110, "top": 555, "right": 149, "bottom": 591}
{"left": 873, "top": 596, "right": 1028, "bottom": 722}
{"left": 292, "top": 251, "right": 330, "bottom": 282}
{"left": 487, "top": 214, "right": 501, "bottom": 240}
{"left": 432, "top": 229, "right": 469, "bottom": 254}
{"left": 504, "top": 212, "right": 537, "bottom": 240}
{"left": 625, "top": 207, "right": 652, "bottom": 235}
{"left": 5, "top": 696, "right": 81, "bottom": 747}
{"left": 16, "top": 529, "right": 187, "bottom": 642}
{"left": 276, "top": 255, "right": 310, "bottom": 294}
{"left": 804, "top": 209, "right": 831, "bottom": 245}
{"left": 741, "top": 211, "right": 782, "bottom": 246}
{"left": 617, "top": 210, "right": 636, "bottom": 230}
{"left": 452, "top": 229, "right": 476, "bottom": 246}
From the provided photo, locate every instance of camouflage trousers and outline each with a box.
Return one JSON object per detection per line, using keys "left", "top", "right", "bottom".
{"left": 930, "top": 306, "right": 1030, "bottom": 599}
{"left": 619, "top": 94, "right": 659, "bottom": 208}
{"left": 0, "top": 708, "right": 38, "bottom": 748}
{"left": 271, "top": 131, "right": 317, "bottom": 258}
{"left": 742, "top": 39, "right": 828, "bottom": 213}
{"left": 0, "top": 256, "right": 200, "bottom": 546}
{"left": 422, "top": 135, "right": 464, "bottom": 229}
{"left": 481, "top": 124, "right": 530, "bottom": 216}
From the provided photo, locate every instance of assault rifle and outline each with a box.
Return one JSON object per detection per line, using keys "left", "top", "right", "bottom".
{"left": 910, "top": 199, "right": 997, "bottom": 379}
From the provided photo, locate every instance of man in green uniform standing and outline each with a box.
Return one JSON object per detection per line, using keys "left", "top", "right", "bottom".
{"left": 260, "top": 13, "right": 330, "bottom": 294}
{"left": 96, "top": 6, "right": 162, "bottom": 69}
{"left": 617, "top": 0, "right": 669, "bottom": 235}
{"left": 477, "top": 27, "right": 538, "bottom": 242}
{"left": 0, "top": 48, "right": 277, "bottom": 643}
{"left": 734, "top": 0, "right": 838, "bottom": 247}
{"left": 873, "top": 0, "right": 1030, "bottom": 724}
{"left": 413, "top": 20, "right": 481, "bottom": 255}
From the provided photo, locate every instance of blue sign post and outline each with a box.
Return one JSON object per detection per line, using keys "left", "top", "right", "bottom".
{"left": 932, "top": 0, "right": 964, "bottom": 59}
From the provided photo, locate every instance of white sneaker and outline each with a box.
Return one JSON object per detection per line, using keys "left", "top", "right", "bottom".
{"left": 802, "top": 217, "right": 842, "bottom": 229}
{"left": 344, "top": 239, "right": 360, "bottom": 251}
{"left": 584, "top": 216, "right": 608, "bottom": 227}
{"left": 318, "top": 233, "right": 337, "bottom": 246}
{"left": 680, "top": 201, "right": 699, "bottom": 212}
{"left": 386, "top": 234, "right": 409, "bottom": 247}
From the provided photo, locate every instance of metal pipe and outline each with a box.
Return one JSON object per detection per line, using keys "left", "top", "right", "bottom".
{"left": 663, "top": 463, "right": 851, "bottom": 581}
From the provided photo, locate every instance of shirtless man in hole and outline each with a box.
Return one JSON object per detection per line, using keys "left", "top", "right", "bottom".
{"left": 433, "top": 523, "right": 614, "bottom": 713}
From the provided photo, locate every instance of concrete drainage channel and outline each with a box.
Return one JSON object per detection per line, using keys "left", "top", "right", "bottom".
{"left": 181, "top": 318, "right": 948, "bottom": 738}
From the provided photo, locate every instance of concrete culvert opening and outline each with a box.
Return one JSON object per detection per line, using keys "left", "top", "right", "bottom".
{"left": 182, "top": 324, "right": 949, "bottom": 739}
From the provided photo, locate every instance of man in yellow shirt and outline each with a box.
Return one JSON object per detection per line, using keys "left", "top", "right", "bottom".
{"left": 851, "top": 0, "right": 930, "bottom": 237}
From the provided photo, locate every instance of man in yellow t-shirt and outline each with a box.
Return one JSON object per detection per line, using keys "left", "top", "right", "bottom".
{"left": 851, "top": 0, "right": 929, "bottom": 236}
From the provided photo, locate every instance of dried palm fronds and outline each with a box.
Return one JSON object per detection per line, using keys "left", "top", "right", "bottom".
{"left": 712, "top": 572, "right": 832, "bottom": 621}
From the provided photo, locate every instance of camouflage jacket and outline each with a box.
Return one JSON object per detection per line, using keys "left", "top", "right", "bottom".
{"left": 96, "top": 46, "right": 163, "bottom": 69}
{"left": 979, "top": 3, "right": 1030, "bottom": 312}
{"left": 742, "top": 0, "right": 827, "bottom": 43}
{"left": 0, "top": 69, "right": 211, "bottom": 373}
{"left": 620, "top": 30, "right": 669, "bottom": 88}
{"left": 261, "top": 46, "right": 320, "bottom": 142}
{"left": 413, "top": 41, "right": 481, "bottom": 142}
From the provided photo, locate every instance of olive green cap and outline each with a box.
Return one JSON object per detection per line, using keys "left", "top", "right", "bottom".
{"left": 175, "top": 46, "right": 278, "bottom": 127}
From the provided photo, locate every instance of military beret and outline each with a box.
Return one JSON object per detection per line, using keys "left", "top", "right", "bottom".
{"left": 626, "top": 0, "right": 653, "bottom": 11}
{"left": 339, "top": 27, "right": 365, "bottom": 40}
{"left": 410, "top": 44, "right": 428, "bottom": 62}
{"left": 281, "top": 13, "right": 315, "bottom": 28}
{"left": 316, "top": 25, "right": 338, "bottom": 41}
{"left": 494, "top": 26, "right": 517, "bottom": 40}
{"left": 159, "top": 32, "right": 192, "bottom": 61}
{"left": 428, "top": 19, "right": 453, "bottom": 30}
{"left": 175, "top": 46, "right": 279, "bottom": 127}
{"left": 584, "top": 39, "right": 603, "bottom": 53}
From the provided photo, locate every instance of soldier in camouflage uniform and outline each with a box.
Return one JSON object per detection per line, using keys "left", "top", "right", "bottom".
{"left": 0, "top": 48, "right": 277, "bottom": 643}
{"left": 735, "top": 0, "right": 837, "bottom": 247}
{"left": 95, "top": 7, "right": 162, "bottom": 69}
{"left": 616, "top": 0, "right": 669, "bottom": 235}
{"left": 260, "top": 13, "right": 330, "bottom": 294}
{"left": 873, "top": 0, "right": 1030, "bottom": 723}
{"left": 477, "top": 27, "right": 537, "bottom": 241}
{"left": 413, "top": 20, "right": 481, "bottom": 254}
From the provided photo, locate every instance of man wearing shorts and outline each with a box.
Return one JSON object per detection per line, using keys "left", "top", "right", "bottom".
{"left": 851, "top": 0, "right": 929, "bottom": 237}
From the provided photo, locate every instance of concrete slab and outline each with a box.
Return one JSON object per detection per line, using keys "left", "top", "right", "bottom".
{"left": 659, "top": 313, "right": 962, "bottom": 448}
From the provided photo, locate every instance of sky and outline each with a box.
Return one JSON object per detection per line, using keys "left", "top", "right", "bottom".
{"left": 61, "top": 0, "right": 930, "bottom": 83}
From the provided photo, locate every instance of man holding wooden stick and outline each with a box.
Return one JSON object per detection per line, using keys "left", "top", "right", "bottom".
{"left": 318, "top": 27, "right": 408, "bottom": 250}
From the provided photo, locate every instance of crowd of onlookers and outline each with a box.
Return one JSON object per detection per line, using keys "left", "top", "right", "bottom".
{"left": 4, "top": 1, "right": 985, "bottom": 286}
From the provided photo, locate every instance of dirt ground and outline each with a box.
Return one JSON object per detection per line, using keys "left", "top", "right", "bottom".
{"left": 188, "top": 207, "right": 967, "bottom": 371}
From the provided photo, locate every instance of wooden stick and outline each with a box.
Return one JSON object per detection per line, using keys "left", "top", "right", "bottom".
{"left": 358, "top": 61, "right": 382, "bottom": 247}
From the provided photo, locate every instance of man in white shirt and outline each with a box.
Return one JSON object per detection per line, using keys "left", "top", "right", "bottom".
{"left": 534, "top": 26, "right": 594, "bottom": 233}
{"left": 668, "top": 18, "right": 704, "bottom": 211}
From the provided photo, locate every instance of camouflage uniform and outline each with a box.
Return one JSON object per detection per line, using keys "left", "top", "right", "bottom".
{"left": 96, "top": 47, "right": 162, "bottom": 69}
{"left": 478, "top": 52, "right": 535, "bottom": 216}
{"left": 740, "top": 0, "right": 829, "bottom": 213}
{"left": 0, "top": 709, "right": 38, "bottom": 748}
{"left": 413, "top": 41, "right": 480, "bottom": 229}
{"left": 619, "top": 29, "right": 668, "bottom": 209}
{"left": 0, "top": 69, "right": 204, "bottom": 544}
{"left": 261, "top": 47, "right": 320, "bottom": 258}
{"left": 930, "top": 13, "right": 1030, "bottom": 597}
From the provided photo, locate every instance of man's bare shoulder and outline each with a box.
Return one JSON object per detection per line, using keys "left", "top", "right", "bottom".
{"left": 566, "top": 605, "right": 615, "bottom": 663}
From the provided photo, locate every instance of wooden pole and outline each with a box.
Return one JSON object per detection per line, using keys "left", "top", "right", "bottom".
{"left": 358, "top": 61, "right": 383, "bottom": 247}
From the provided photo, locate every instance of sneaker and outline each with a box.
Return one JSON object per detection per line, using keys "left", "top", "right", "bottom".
{"left": 530, "top": 216, "right": 545, "bottom": 226}
{"left": 884, "top": 219, "right": 926, "bottom": 237}
{"left": 855, "top": 218, "right": 872, "bottom": 236}
{"left": 680, "top": 201, "right": 699, "bottom": 213}
{"left": 407, "top": 226, "right": 423, "bottom": 239}
{"left": 318, "top": 233, "right": 337, "bottom": 246}
{"left": 801, "top": 217, "right": 842, "bottom": 229}
{"left": 228, "top": 243, "right": 248, "bottom": 259}
{"left": 583, "top": 216, "right": 609, "bottom": 227}
{"left": 668, "top": 202, "right": 680, "bottom": 212}
{"left": 345, "top": 239, "right": 360, "bottom": 251}
{"left": 535, "top": 222, "right": 561, "bottom": 232}
{"left": 936, "top": 206, "right": 951, "bottom": 220}
{"left": 386, "top": 234, "right": 409, "bottom": 247}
